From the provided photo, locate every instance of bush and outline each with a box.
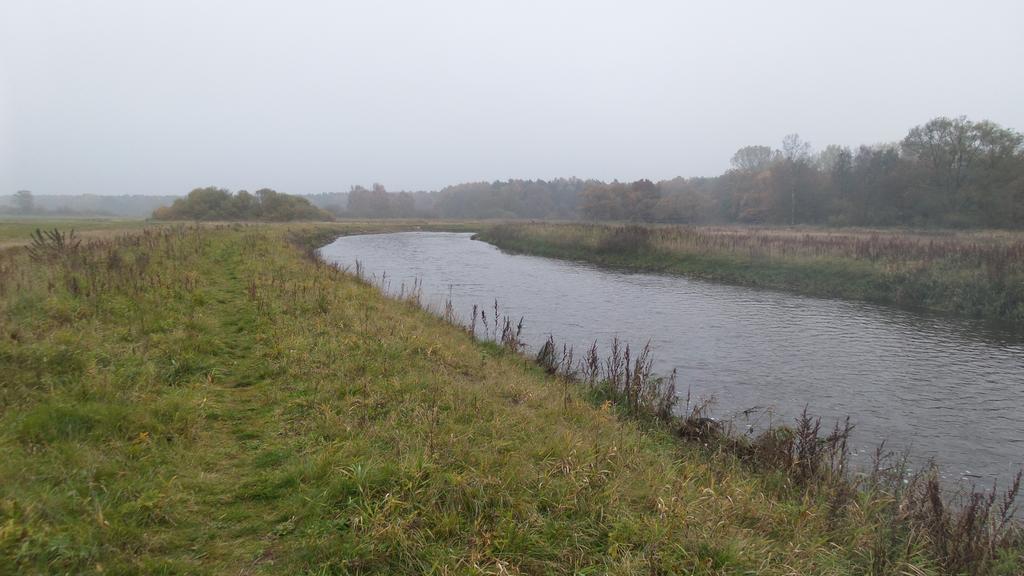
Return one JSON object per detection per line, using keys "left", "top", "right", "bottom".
{"left": 152, "top": 187, "right": 333, "bottom": 221}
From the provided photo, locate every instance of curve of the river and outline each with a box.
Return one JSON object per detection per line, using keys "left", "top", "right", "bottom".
{"left": 319, "top": 231, "right": 1024, "bottom": 488}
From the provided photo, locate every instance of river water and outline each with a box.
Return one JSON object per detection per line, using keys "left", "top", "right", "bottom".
{"left": 319, "top": 231, "right": 1024, "bottom": 488}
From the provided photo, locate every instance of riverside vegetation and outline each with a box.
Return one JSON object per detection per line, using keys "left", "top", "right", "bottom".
{"left": 476, "top": 222, "right": 1024, "bottom": 325}
{"left": 0, "top": 221, "right": 1021, "bottom": 574}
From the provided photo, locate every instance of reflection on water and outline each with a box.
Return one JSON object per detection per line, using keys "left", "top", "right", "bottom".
{"left": 319, "top": 232, "right": 1024, "bottom": 488}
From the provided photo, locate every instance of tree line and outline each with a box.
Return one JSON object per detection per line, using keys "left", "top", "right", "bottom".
{"left": 339, "top": 116, "right": 1024, "bottom": 228}
{"left": 152, "top": 187, "right": 333, "bottom": 221}
{"left": 344, "top": 179, "right": 587, "bottom": 220}
{"left": 0, "top": 190, "right": 182, "bottom": 218}
{"left": 16, "top": 115, "right": 1018, "bottom": 227}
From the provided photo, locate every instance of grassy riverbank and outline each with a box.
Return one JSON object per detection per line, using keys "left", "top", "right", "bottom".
{"left": 475, "top": 222, "right": 1024, "bottom": 325}
{"left": 1, "top": 222, "right": 1020, "bottom": 574}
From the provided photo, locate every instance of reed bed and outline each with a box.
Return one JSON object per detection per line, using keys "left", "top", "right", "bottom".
{"left": 477, "top": 222, "right": 1024, "bottom": 323}
{"left": 483, "top": 221, "right": 1024, "bottom": 269}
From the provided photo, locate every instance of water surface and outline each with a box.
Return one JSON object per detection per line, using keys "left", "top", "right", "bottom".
{"left": 320, "top": 231, "right": 1024, "bottom": 487}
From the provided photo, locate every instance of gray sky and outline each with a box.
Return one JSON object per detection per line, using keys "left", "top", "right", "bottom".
{"left": 2, "top": 0, "right": 1022, "bottom": 196}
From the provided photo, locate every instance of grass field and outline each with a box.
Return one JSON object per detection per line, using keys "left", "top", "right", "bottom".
{"left": 0, "top": 218, "right": 155, "bottom": 249}
{"left": 475, "top": 222, "right": 1024, "bottom": 325}
{"left": 0, "top": 218, "right": 482, "bottom": 247}
{"left": 0, "top": 221, "right": 1020, "bottom": 574}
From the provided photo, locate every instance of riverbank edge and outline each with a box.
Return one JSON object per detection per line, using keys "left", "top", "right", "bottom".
{"left": 305, "top": 225, "right": 1022, "bottom": 574}
{"left": 472, "top": 225, "right": 1024, "bottom": 327}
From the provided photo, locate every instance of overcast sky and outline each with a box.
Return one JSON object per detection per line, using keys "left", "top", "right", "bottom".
{"left": 2, "top": 0, "right": 1022, "bottom": 196}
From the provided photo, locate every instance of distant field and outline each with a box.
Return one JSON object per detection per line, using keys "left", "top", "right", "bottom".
{"left": 476, "top": 222, "right": 1024, "bottom": 325}
{"left": 0, "top": 218, "right": 486, "bottom": 249}
{"left": 0, "top": 218, "right": 152, "bottom": 246}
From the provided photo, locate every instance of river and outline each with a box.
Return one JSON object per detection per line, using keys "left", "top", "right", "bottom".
{"left": 319, "top": 231, "right": 1024, "bottom": 488}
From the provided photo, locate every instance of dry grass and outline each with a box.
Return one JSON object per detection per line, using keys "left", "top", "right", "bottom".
{"left": 477, "top": 222, "right": 1024, "bottom": 324}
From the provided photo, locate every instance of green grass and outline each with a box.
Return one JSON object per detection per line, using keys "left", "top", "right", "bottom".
{"left": 0, "top": 221, "right": 1014, "bottom": 574}
{"left": 0, "top": 218, "right": 153, "bottom": 244}
{"left": 475, "top": 222, "right": 1024, "bottom": 325}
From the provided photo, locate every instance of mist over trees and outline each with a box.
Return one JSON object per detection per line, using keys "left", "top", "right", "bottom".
{"left": 336, "top": 178, "right": 589, "bottom": 220}
{"left": 346, "top": 184, "right": 423, "bottom": 218}
{"left": 10, "top": 116, "right": 1021, "bottom": 228}
{"left": 331, "top": 116, "right": 1023, "bottom": 228}
{"left": 0, "top": 191, "right": 181, "bottom": 217}
{"left": 303, "top": 192, "right": 350, "bottom": 214}
{"left": 433, "top": 178, "right": 587, "bottom": 220}
{"left": 152, "top": 187, "right": 333, "bottom": 221}
{"left": 12, "top": 191, "right": 34, "bottom": 214}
